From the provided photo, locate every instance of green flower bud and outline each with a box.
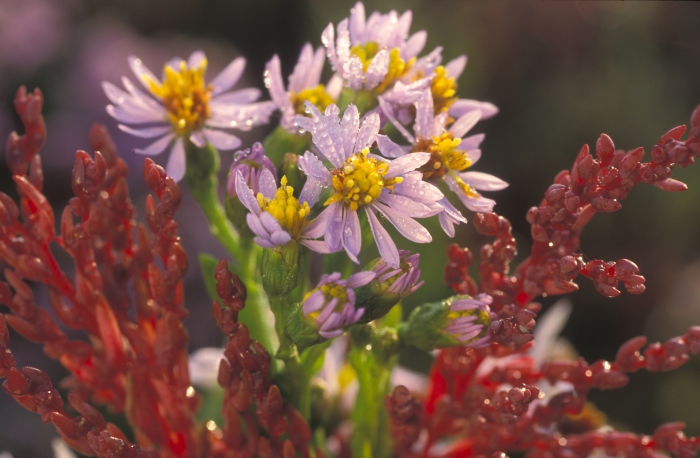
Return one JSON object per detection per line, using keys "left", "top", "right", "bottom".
{"left": 260, "top": 240, "right": 303, "bottom": 297}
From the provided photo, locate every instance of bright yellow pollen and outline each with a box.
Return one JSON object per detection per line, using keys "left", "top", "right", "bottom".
{"left": 431, "top": 65, "right": 458, "bottom": 114}
{"left": 324, "top": 148, "right": 403, "bottom": 211}
{"left": 414, "top": 133, "right": 472, "bottom": 180}
{"left": 446, "top": 308, "right": 490, "bottom": 323}
{"left": 349, "top": 42, "right": 415, "bottom": 94}
{"left": 451, "top": 172, "right": 480, "bottom": 199}
{"left": 290, "top": 85, "right": 335, "bottom": 114}
{"left": 256, "top": 176, "right": 310, "bottom": 238}
{"left": 303, "top": 282, "right": 349, "bottom": 320}
{"left": 145, "top": 60, "right": 212, "bottom": 135}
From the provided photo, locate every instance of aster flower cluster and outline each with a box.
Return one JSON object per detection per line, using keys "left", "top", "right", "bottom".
{"left": 2, "top": 3, "right": 700, "bottom": 458}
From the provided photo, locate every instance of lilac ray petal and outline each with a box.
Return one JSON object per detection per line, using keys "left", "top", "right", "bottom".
{"left": 385, "top": 153, "right": 430, "bottom": 178}
{"left": 121, "top": 76, "right": 163, "bottom": 111}
{"left": 165, "top": 57, "right": 185, "bottom": 71}
{"left": 317, "top": 298, "right": 339, "bottom": 326}
{"left": 128, "top": 55, "right": 159, "bottom": 90}
{"left": 189, "top": 131, "right": 206, "bottom": 148}
{"left": 320, "top": 328, "right": 345, "bottom": 339}
{"left": 340, "top": 104, "right": 360, "bottom": 160}
{"left": 344, "top": 56, "right": 364, "bottom": 90}
{"left": 460, "top": 171, "right": 509, "bottom": 191}
{"left": 265, "top": 55, "right": 288, "bottom": 106}
{"left": 294, "top": 115, "right": 313, "bottom": 134}
{"left": 106, "top": 104, "right": 164, "bottom": 124}
{"left": 321, "top": 23, "right": 339, "bottom": 72}
{"left": 235, "top": 171, "right": 262, "bottom": 214}
{"left": 347, "top": 271, "right": 376, "bottom": 288}
{"left": 259, "top": 212, "right": 286, "bottom": 236}
{"left": 300, "top": 239, "right": 333, "bottom": 254}
{"left": 319, "top": 312, "right": 343, "bottom": 333}
{"left": 118, "top": 124, "right": 171, "bottom": 139}
{"left": 373, "top": 202, "right": 432, "bottom": 244}
{"left": 303, "top": 207, "right": 332, "bottom": 239}
{"left": 355, "top": 113, "right": 380, "bottom": 151}
{"left": 365, "top": 207, "right": 400, "bottom": 268}
{"left": 449, "top": 110, "right": 482, "bottom": 139}
{"left": 102, "top": 81, "right": 145, "bottom": 111}
{"left": 288, "top": 44, "right": 312, "bottom": 92}
{"left": 134, "top": 133, "right": 174, "bottom": 156}
{"left": 188, "top": 50, "right": 206, "bottom": 68}
{"left": 461, "top": 133, "right": 485, "bottom": 150}
{"left": 403, "top": 31, "right": 427, "bottom": 60}
{"left": 341, "top": 208, "right": 362, "bottom": 264}
{"left": 246, "top": 213, "right": 270, "bottom": 240}
{"left": 395, "top": 9, "right": 413, "bottom": 45}
{"left": 376, "top": 134, "right": 407, "bottom": 158}
{"left": 303, "top": 102, "right": 343, "bottom": 168}
{"left": 349, "top": 1, "right": 366, "bottom": 44}
{"left": 379, "top": 194, "right": 432, "bottom": 218}
{"left": 258, "top": 168, "right": 278, "bottom": 199}
{"left": 212, "top": 88, "right": 262, "bottom": 105}
{"left": 336, "top": 19, "right": 351, "bottom": 70}
{"left": 450, "top": 298, "right": 488, "bottom": 311}
{"left": 303, "top": 291, "right": 326, "bottom": 314}
{"left": 270, "top": 229, "right": 292, "bottom": 246}
{"left": 299, "top": 177, "right": 324, "bottom": 208}
{"left": 326, "top": 74, "right": 343, "bottom": 99}
{"left": 450, "top": 99, "right": 499, "bottom": 120}
{"left": 210, "top": 57, "right": 246, "bottom": 97}
{"left": 365, "top": 49, "right": 389, "bottom": 90}
{"left": 445, "top": 55, "right": 467, "bottom": 80}
{"left": 254, "top": 236, "right": 277, "bottom": 249}
{"left": 414, "top": 90, "right": 435, "bottom": 139}
{"left": 460, "top": 194, "right": 496, "bottom": 213}
{"left": 306, "top": 46, "right": 327, "bottom": 89}
{"left": 379, "top": 97, "right": 414, "bottom": 143}
{"left": 352, "top": 307, "right": 365, "bottom": 323}
{"left": 298, "top": 151, "right": 332, "bottom": 185}
{"left": 165, "top": 138, "right": 186, "bottom": 182}
{"left": 394, "top": 171, "right": 444, "bottom": 203}
{"left": 324, "top": 203, "right": 344, "bottom": 252}
{"left": 410, "top": 46, "right": 443, "bottom": 78}
{"left": 202, "top": 128, "right": 242, "bottom": 151}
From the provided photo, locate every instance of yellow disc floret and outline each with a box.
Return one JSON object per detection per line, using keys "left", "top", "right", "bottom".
{"left": 256, "top": 176, "right": 310, "bottom": 239}
{"left": 145, "top": 59, "right": 212, "bottom": 135}
{"left": 414, "top": 133, "right": 472, "bottom": 180}
{"left": 303, "top": 281, "right": 349, "bottom": 320}
{"left": 291, "top": 85, "right": 335, "bottom": 114}
{"left": 431, "top": 65, "right": 458, "bottom": 114}
{"left": 350, "top": 41, "right": 415, "bottom": 94}
{"left": 324, "top": 148, "right": 403, "bottom": 211}
{"left": 446, "top": 306, "right": 491, "bottom": 324}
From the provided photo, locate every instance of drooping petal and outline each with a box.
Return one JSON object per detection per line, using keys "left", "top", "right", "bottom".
{"left": 246, "top": 213, "right": 271, "bottom": 241}
{"left": 210, "top": 57, "right": 246, "bottom": 97}
{"left": 235, "top": 170, "right": 262, "bottom": 214}
{"left": 189, "top": 131, "right": 206, "bottom": 148}
{"left": 379, "top": 194, "right": 432, "bottom": 217}
{"left": 324, "top": 203, "right": 344, "bottom": 252}
{"left": 341, "top": 208, "right": 362, "bottom": 263}
{"left": 303, "top": 206, "right": 332, "bottom": 239}
{"left": 202, "top": 128, "right": 242, "bottom": 151}
{"left": 379, "top": 97, "right": 414, "bottom": 143}
{"left": 376, "top": 134, "right": 407, "bottom": 158}
{"left": 106, "top": 104, "right": 164, "bottom": 124}
{"left": 118, "top": 124, "right": 171, "bottom": 139}
{"left": 134, "top": 133, "right": 174, "bottom": 156}
{"left": 260, "top": 212, "right": 292, "bottom": 246}
{"left": 365, "top": 207, "right": 400, "bottom": 268}
{"left": 300, "top": 239, "right": 333, "bottom": 254}
{"left": 165, "top": 138, "right": 186, "bottom": 182}
{"left": 373, "top": 202, "right": 431, "bottom": 244}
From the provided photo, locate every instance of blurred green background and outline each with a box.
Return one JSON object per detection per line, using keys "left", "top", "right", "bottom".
{"left": 1, "top": 1, "right": 700, "bottom": 456}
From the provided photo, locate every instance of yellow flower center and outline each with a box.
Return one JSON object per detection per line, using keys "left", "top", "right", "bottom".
{"left": 431, "top": 65, "right": 458, "bottom": 114}
{"left": 414, "top": 133, "right": 472, "bottom": 180}
{"left": 256, "top": 176, "right": 311, "bottom": 239}
{"left": 304, "top": 281, "right": 349, "bottom": 320}
{"left": 145, "top": 59, "right": 212, "bottom": 135}
{"left": 446, "top": 306, "right": 491, "bottom": 324}
{"left": 324, "top": 148, "right": 403, "bottom": 211}
{"left": 290, "top": 85, "right": 335, "bottom": 115}
{"left": 350, "top": 42, "right": 415, "bottom": 93}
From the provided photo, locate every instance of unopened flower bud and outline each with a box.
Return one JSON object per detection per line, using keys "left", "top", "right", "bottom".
{"left": 260, "top": 240, "right": 303, "bottom": 297}
{"left": 398, "top": 294, "right": 493, "bottom": 351}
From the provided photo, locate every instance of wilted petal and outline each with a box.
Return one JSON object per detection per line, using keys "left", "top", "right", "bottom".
{"left": 202, "top": 128, "right": 242, "bottom": 151}
{"left": 166, "top": 138, "right": 186, "bottom": 182}
{"left": 298, "top": 151, "right": 332, "bottom": 185}
{"left": 376, "top": 134, "right": 407, "bottom": 158}
{"left": 235, "top": 171, "right": 262, "bottom": 214}
{"left": 341, "top": 208, "right": 362, "bottom": 263}
{"left": 365, "top": 207, "right": 400, "bottom": 268}
{"left": 118, "top": 124, "right": 171, "bottom": 139}
{"left": 134, "top": 133, "right": 174, "bottom": 156}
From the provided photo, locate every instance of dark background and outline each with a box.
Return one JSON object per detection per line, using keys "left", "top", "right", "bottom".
{"left": 1, "top": 1, "right": 700, "bottom": 456}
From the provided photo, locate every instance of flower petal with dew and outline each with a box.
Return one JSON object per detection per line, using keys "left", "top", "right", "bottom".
{"left": 235, "top": 161, "right": 328, "bottom": 251}
{"left": 444, "top": 293, "right": 494, "bottom": 347}
{"left": 380, "top": 89, "right": 507, "bottom": 229}
{"left": 103, "top": 51, "right": 276, "bottom": 181}
{"left": 295, "top": 102, "right": 443, "bottom": 268}
{"left": 264, "top": 43, "right": 341, "bottom": 131}
{"left": 321, "top": 2, "right": 428, "bottom": 93}
{"left": 226, "top": 142, "right": 277, "bottom": 197}
{"left": 303, "top": 271, "right": 375, "bottom": 339}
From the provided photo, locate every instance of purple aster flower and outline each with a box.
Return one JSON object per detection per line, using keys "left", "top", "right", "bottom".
{"left": 102, "top": 51, "right": 276, "bottom": 181}
{"left": 226, "top": 142, "right": 277, "bottom": 197}
{"left": 379, "top": 90, "right": 508, "bottom": 235}
{"left": 370, "top": 250, "right": 424, "bottom": 297}
{"left": 295, "top": 102, "right": 443, "bottom": 268}
{"left": 444, "top": 293, "right": 494, "bottom": 348}
{"left": 303, "top": 271, "right": 375, "bottom": 339}
{"left": 264, "top": 44, "right": 342, "bottom": 132}
{"left": 235, "top": 167, "right": 329, "bottom": 252}
{"left": 321, "top": 2, "right": 429, "bottom": 93}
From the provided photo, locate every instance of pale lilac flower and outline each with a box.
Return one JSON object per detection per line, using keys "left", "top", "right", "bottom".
{"left": 321, "top": 2, "right": 428, "bottom": 92}
{"left": 264, "top": 43, "right": 341, "bottom": 131}
{"left": 379, "top": 90, "right": 507, "bottom": 235}
{"left": 370, "top": 250, "right": 424, "bottom": 297}
{"left": 303, "top": 271, "right": 375, "bottom": 338}
{"left": 226, "top": 142, "right": 276, "bottom": 197}
{"left": 103, "top": 51, "right": 275, "bottom": 181}
{"left": 444, "top": 293, "right": 494, "bottom": 347}
{"left": 295, "top": 102, "right": 443, "bottom": 268}
{"left": 235, "top": 167, "right": 328, "bottom": 252}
